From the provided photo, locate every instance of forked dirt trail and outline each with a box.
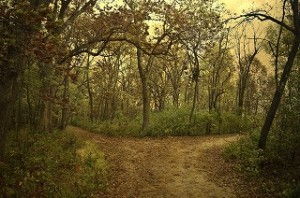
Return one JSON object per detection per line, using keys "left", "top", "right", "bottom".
{"left": 69, "top": 126, "right": 240, "bottom": 198}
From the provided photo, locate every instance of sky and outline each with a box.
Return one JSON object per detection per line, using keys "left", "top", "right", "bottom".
{"left": 100, "top": 0, "right": 280, "bottom": 68}
{"left": 219, "top": 0, "right": 282, "bottom": 69}
{"left": 219, "top": 0, "right": 277, "bottom": 14}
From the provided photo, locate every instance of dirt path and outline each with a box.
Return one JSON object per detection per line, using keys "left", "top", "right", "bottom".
{"left": 68, "top": 126, "right": 240, "bottom": 198}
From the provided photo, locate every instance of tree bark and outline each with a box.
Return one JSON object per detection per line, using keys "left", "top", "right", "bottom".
{"left": 0, "top": 44, "right": 24, "bottom": 160}
{"left": 86, "top": 54, "right": 94, "bottom": 122}
{"left": 60, "top": 65, "right": 70, "bottom": 129}
{"left": 0, "top": 76, "right": 17, "bottom": 160}
{"left": 258, "top": 37, "right": 300, "bottom": 150}
{"left": 137, "top": 48, "right": 150, "bottom": 131}
{"left": 26, "top": 84, "right": 34, "bottom": 130}
{"left": 189, "top": 50, "right": 200, "bottom": 123}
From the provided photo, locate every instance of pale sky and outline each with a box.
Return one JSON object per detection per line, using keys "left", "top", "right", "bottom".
{"left": 219, "top": 0, "right": 282, "bottom": 69}
{"left": 219, "top": 0, "right": 278, "bottom": 14}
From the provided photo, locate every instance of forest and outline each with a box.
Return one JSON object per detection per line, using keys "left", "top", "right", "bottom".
{"left": 0, "top": 0, "right": 299, "bottom": 197}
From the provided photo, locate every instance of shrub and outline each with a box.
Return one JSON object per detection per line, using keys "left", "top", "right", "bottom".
{"left": 282, "top": 183, "right": 300, "bottom": 198}
{"left": 0, "top": 130, "right": 107, "bottom": 197}
{"left": 224, "top": 127, "right": 300, "bottom": 196}
{"left": 71, "top": 114, "right": 142, "bottom": 137}
{"left": 146, "top": 108, "right": 259, "bottom": 136}
{"left": 72, "top": 107, "right": 260, "bottom": 137}
{"left": 224, "top": 131, "right": 265, "bottom": 175}
{"left": 146, "top": 107, "right": 192, "bottom": 136}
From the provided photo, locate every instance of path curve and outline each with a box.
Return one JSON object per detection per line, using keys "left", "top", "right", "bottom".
{"left": 68, "top": 126, "right": 240, "bottom": 198}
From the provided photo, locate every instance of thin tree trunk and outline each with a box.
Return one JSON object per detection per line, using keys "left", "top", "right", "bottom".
{"left": 237, "top": 77, "right": 244, "bottom": 114}
{"left": 41, "top": 95, "right": 50, "bottom": 132}
{"left": 184, "top": 81, "right": 189, "bottom": 104}
{"left": 258, "top": 37, "right": 300, "bottom": 150}
{"left": 0, "top": 77, "right": 17, "bottom": 160}
{"left": 189, "top": 50, "right": 200, "bottom": 123}
{"left": 0, "top": 49, "right": 24, "bottom": 159}
{"left": 137, "top": 48, "right": 150, "bottom": 131}
{"left": 60, "top": 67, "right": 70, "bottom": 129}
{"left": 86, "top": 54, "right": 94, "bottom": 122}
{"left": 172, "top": 87, "right": 179, "bottom": 108}
{"left": 26, "top": 84, "right": 34, "bottom": 130}
{"left": 40, "top": 85, "right": 55, "bottom": 133}
{"left": 16, "top": 90, "right": 22, "bottom": 132}
{"left": 190, "top": 79, "right": 199, "bottom": 122}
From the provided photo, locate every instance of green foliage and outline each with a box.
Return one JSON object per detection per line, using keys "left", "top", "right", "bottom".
{"left": 224, "top": 127, "right": 300, "bottom": 196}
{"left": 73, "top": 106, "right": 259, "bottom": 137}
{"left": 146, "top": 107, "right": 192, "bottom": 136}
{"left": 0, "top": 130, "right": 107, "bottom": 197}
{"left": 220, "top": 112, "right": 259, "bottom": 133}
{"left": 224, "top": 132, "right": 265, "bottom": 175}
{"left": 71, "top": 114, "right": 142, "bottom": 137}
{"left": 145, "top": 107, "right": 259, "bottom": 136}
{"left": 282, "top": 183, "right": 300, "bottom": 198}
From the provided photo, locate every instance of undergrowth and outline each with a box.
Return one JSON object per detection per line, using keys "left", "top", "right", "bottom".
{"left": 0, "top": 130, "right": 107, "bottom": 197}
{"left": 224, "top": 130, "right": 300, "bottom": 197}
{"left": 145, "top": 109, "right": 258, "bottom": 136}
{"left": 72, "top": 107, "right": 260, "bottom": 137}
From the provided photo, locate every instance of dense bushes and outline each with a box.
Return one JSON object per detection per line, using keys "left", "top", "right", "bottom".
{"left": 72, "top": 106, "right": 260, "bottom": 137}
{"left": 147, "top": 109, "right": 259, "bottom": 136}
{"left": 72, "top": 115, "right": 142, "bottom": 137}
{"left": 224, "top": 131, "right": 265, "bottom": 174}
{"left": 224, "top": 129, "right": 300, "bottom": 197}
{"left": 0, "top": 130, "right": 107, "bottom": 197}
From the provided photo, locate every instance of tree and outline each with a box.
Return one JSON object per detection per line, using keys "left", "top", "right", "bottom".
{"left": 0, "top": 0, "right": 56, "bottom": 159}
{"left": 206, "top": 30, "right": 232, "bottom": 113}
{"left": 242, "top": 58, "right": 269, "bottom": 115}
{"left": 234, "top": 23, "right": 262, "bottom": 115}
{"left": 0, "top": 0, "right": 98, "bottom": 159}
{"left": 149, "top": 58, "right": 170, "bottom": 111}
{"left": 240, "top": 0, "right": 300, "bottom": 149}
{"left": 204, "top": 30, "right": 233, "bottom": 134}
{"left": 174, "top": 0, "right": 223, "bottom": 123}
{"left": 113, "top": 0, "right": 178, "bottom": 130}
{"left": 163, "top": 44, "right": 188, "bottom": 108}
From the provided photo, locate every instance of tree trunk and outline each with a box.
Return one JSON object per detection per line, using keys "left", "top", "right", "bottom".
{"left": 237, "top": 77, "right": 245, "bottom": 115}
{"left": 60, "top": 67, "right": 70, "bottom": 129}
{"left": 258, "top": 37, "right": 300, "bottom": 150}
{"left": 189, "top": 50, "right": 200, "bottom": 123}
{"left": 0, "top": 48, "right": 24, "bottom": 159}
{"left": 40, "top": 86, "right": 55, "bottom": 133}
{"left": 137, "top": 48, "right": 150, "bottom": 131}
{"left": 86, "top": 54, "right": 94, "bottom": 122}
{"left": 190, "top": 79, "right": 199, "bottom": 122}
{"left": 237, "top": 69, "right": 250, "bottom": 115}
{"left": 172, "top": 87, "right": 180, "bottom": 108}
{"left": 26, "top": 84, "right": 34, "bottom": 130}
{"left": 16, "top": 89, "right": 22, "bottom": 132}
{"left": 0, "top": 76, "right": 17, "bottom": 160}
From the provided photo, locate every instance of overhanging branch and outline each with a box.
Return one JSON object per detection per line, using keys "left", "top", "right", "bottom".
{"left": 239, "top": 12, "right": 296, "bottom": 34}
{"left": 226, "top": 11, "right": 295, "bottom": 34}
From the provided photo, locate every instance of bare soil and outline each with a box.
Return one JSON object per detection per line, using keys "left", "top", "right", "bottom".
{"left": 68, "top": 126, "right": 254, "bottom": 198}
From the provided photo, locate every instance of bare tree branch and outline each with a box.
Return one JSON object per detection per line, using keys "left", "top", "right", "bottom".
{"left": 228, "top": 12, "right": 296, "bottom": 34}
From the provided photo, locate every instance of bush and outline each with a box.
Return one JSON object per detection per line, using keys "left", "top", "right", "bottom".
{"left": 0, "top": 130, "right": 107, "bottom": 197}
{"left": 145, "top": 107, "right": 193, "bottom": 136}
{"left": 224, "top": 127, "right": 300, "bottom": 196}
{"left": 72, "top": 107, "right": 259, "bottom": 137}
{"left": 224, "top": 131, "right": 265, "bottom": 175}
{"left": 282, "top": 183, "right": 300, "bottom": 198}
{"left": 72, "top": 115, "right": 142, "bottom": 137}
{"left": 145, "top": 108, "right": 259, "bottom": 136}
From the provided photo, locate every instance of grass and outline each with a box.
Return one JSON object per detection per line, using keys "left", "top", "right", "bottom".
{"left": 0, "top": 129, "right": 107, "bottom": 197}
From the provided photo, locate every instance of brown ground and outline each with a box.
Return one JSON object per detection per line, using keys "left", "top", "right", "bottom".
{"left": 68, "top": 126, "right": 263, "bottom": 198}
